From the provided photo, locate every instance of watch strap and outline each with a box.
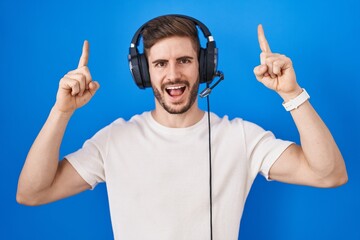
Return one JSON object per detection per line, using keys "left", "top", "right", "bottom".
{"left": 282, "top": 88, "right": 310, "bottom": 111}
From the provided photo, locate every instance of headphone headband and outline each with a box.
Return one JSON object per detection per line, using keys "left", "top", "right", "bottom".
{"left": 128, "top": 14, "right": 218, "bottom": 89}
{"left": 130, "top": 14, "right": 213, "bottom": 47}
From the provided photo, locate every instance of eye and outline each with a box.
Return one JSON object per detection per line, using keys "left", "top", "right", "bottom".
{"left": 178, "top": 57, "right": 192, "bottom": 64}
{"left": 154, "top": 61, "right": 167, "bottom": 68}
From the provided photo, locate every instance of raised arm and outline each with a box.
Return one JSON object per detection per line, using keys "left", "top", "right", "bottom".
{"left": 17, "top": 41, "right": 100, "bottom": 205}
{"left": 253, "top": 25, "right": 348, "bottom": 187}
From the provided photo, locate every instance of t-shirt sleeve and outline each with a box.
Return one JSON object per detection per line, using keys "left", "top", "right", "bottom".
{"left": 243, "top": 120, "right": 293, "bottom": 180}
{"left": 65, "top": 124, "right": 111, "bottom": 189}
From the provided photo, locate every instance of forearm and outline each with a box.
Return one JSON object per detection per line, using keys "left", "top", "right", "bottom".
{"left": 17, "top": 107, "right": 73, "bottom": 197}
{"left": 289, "top": 100, "right": 347, "bottom": 183}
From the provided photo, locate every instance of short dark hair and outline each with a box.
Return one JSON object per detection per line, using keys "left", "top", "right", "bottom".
{"left": 142, "top": 15, "right": 200, "bottom": 56}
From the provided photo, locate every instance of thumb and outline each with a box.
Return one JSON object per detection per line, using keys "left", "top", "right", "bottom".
{"left": 88, "top": 81, "right": 100, "bottom": 96}
{"left": 260, "top": 52, "right": 267, "bottom": 65}
{"left": 253, "top": 64, "right": 267, "bottom": 79}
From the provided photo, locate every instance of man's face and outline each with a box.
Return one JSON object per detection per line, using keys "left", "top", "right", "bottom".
{"left": 147, "top": 36, "right": 199, "bottom": 114}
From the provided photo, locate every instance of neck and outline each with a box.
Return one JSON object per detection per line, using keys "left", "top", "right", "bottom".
{"left": 151, "top": 99, "right": 204, "bottom": 128}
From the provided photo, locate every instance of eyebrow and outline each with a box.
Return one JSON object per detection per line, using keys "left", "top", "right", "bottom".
{"left": 151, "top": 56, "right": 194, "bottom": 64}
{"left": 177, "top": 56, "right": 194, "bottom": 61}
{"left": 151, "top": 59, "right": 168, "bottom": 64}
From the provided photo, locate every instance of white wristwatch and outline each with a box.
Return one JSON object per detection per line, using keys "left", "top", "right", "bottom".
{"left": 282, "top": 88, "right": 310, "bottom": 111}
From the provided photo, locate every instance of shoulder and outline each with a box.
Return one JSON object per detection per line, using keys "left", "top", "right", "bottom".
{"left": 100, "top": 112, "right": 153, "bottom": 139}
{"left": 210, "top": 112, "right": 274, "bottom": 143}
{"left": 210, "top": 112, "right": 263, "bottom": 131}
{"left": 109, "top": 111, "right": 150, "bottom": 128}
{"left": 86, "top": 112, "right": 149, "bottom": 142}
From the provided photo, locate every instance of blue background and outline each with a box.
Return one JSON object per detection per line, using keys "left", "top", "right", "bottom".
{"left": 1, "top": 0, "right": 359, "bottom": 239}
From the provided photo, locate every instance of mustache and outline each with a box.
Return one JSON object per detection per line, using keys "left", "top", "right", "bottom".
{"left": 161, "top": 80, "right": 190, "bottom": 91}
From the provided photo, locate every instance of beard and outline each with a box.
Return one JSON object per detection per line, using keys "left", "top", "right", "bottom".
{"left": 152, "top": 78, "right": 199, "bottom": 114}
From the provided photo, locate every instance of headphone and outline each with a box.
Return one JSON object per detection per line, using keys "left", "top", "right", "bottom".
{"left": 128, "top": 14, "right": 219, "bottom": 89}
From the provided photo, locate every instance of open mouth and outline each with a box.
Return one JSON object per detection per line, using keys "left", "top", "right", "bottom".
{"left": 165, "top": 85, "right": 186, "bottom": 97}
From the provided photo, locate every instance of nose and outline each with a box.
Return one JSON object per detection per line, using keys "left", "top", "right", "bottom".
{"left": 166, "top": 62, "right": 181, "bottom": 81}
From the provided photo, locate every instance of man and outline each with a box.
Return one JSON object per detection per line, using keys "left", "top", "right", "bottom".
{"left": 17, "top": 15, "right": 347, "bottom": 239}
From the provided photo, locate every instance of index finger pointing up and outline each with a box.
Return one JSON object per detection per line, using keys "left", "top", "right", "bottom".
{"left": 78, "top": 40, "right": 89, "bottom": 68}
{"left": 257, "top": 24, "right": 271, "bottom": 53}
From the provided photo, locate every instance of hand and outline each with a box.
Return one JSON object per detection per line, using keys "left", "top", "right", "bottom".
{"left": 253, "top": 24, "right": 302, "bottom": 101}
{"left": 54, "top": 40, "right": 100, "bottom": 113}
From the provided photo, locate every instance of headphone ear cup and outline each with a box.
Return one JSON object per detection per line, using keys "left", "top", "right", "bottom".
{"left": 139, "top": 54, "right": 151, "bottom": 88}
{"left": 199, "top": 48, "right": 206, "bottom": 84}
{"left": 129, "top": 54, "right": 144, "bottom": 89}
{"left": 205, "top": 42, "right": 217, "bottom": 85}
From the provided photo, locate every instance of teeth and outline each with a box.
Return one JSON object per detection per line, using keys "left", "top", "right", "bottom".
{"left": 166, "top": 86, "right": 184, "bottom": 90}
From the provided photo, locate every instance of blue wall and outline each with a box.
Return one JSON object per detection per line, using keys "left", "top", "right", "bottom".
{"left": 1, "top": 0, "right": 359, "bottom": 239}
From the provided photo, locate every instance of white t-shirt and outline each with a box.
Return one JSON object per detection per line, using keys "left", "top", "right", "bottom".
{"left": 66, "top": 111, "right": 292, "bottom": 240}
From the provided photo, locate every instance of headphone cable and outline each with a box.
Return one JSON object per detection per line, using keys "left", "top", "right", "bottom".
{"left": 201, "top": 71, "right": 224, "bottom": 240}
{"left": 206, "top": 93, "right": 213, "bottom": 240}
